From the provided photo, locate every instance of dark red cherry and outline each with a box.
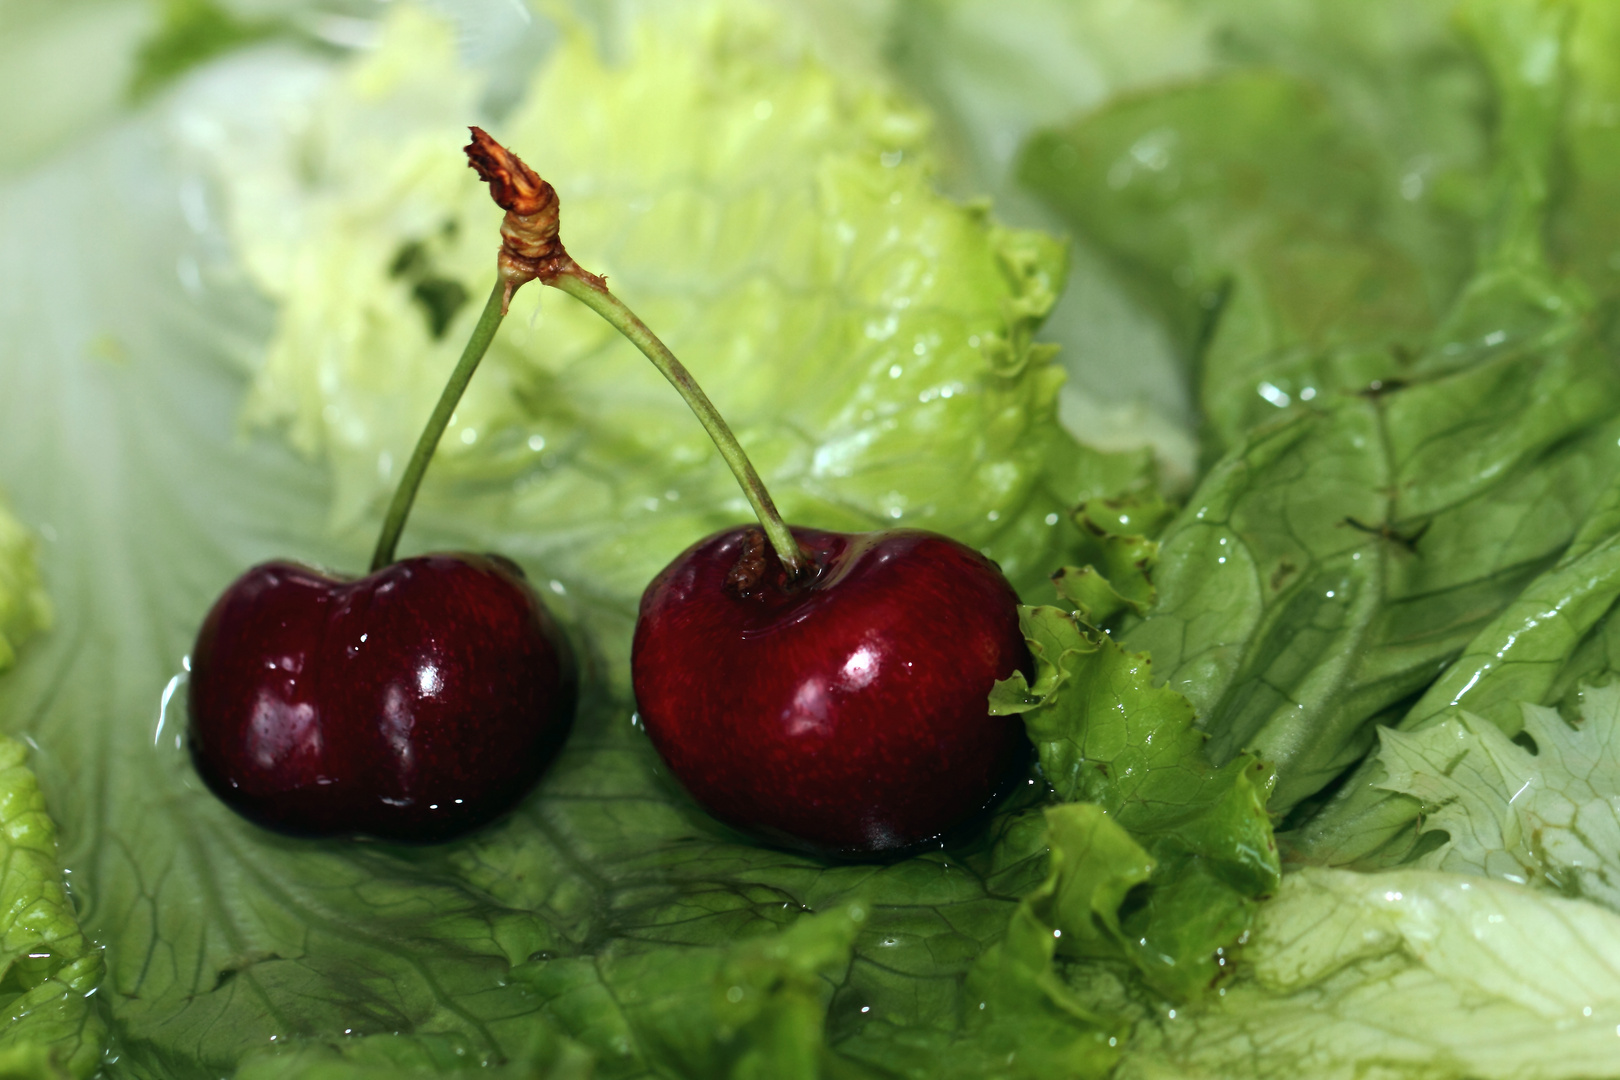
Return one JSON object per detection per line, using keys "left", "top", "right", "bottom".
{"left": 188, "top": 553, "right": 576, "bottom": 842}
{"left": 632, "top": 526, "right": 1030, "bottom": 856}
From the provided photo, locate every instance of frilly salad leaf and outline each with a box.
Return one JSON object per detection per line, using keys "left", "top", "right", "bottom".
{"left": 834, "top": 805, "right": 1136, "bottom": 1080}
{"left": 1021, "top": 0, "right": 1620, "bottom": 821}
{"left": 1377, "top": 682, "right": 1620, "bottom": 909}
{"left": 1121, "top": 867, "right": 1620, "bottom": 1080}
{"left": 990, "top": 605, "right": 1279, "bottom": 999}
{"left": 191, "top": 4, "right": 1145, "bottom": 681}
{"left": 1048, "top": 492, "right": 1175, "bottom": 625}
{"left": 1014, "top": 0, "right": 1491, "bottom": 457}
{"left": 0, "top": 738, "right": 106, "bottom": 1077}
{"left": 0, "top": 503, "right": 49, "bottom": 674}
{"left": 1290, "top": 471, "right": 1620, "bottom": 865}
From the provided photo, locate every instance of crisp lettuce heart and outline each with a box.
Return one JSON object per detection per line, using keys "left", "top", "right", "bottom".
{"left": 0, "top": 501, "right": 49, "bottom": 673}
{"left": 193, "top": 3, "right": 1144, "bottom": 685}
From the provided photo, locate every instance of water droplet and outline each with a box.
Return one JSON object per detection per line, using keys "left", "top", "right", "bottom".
{"left": 1257, "top": 381, "right": 1291, "bottom": 408}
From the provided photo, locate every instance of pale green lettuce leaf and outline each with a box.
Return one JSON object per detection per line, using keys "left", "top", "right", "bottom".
{"left": 0, "top": 503, "right": 49, "bottom": 674}
{"left": 1377, "top": 683, "right": 1620, "bottom": 909}
{"left": 0, "top": 0, "right": 153, "bottom": 176}
{"left": 1122, "top": 867, "right": 1620, "bottom": 1080}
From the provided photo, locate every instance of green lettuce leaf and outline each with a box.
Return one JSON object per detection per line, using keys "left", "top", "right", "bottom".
{"left": 836, "top": 804, "right": 1137, "bottom": 1080}
{"left": 1016, "top": 0, "right": 1620, "bottom": 822}
{"left": 1014, "top": 0, "right": 1489, "bottom": 457}
{"left": 1289, "top": 472, "right": 1620, "bottom": 865}
{"left": 1048, "top": 491, "right": 1175, "bottom": 624}
{"left": 0, "top": 502, "right": 49, "bottom": 674}
{"left": 0, "top": 738, "right": 106, "bottom": 1077}
{"left": 1549, "top": 0, "right": 1620, "bottom": 296}
{"left": 1121, "top": 866, "right": 1620, "bottom": 1080}
{"left": 232, "top": 1029, "right": 593, "bottom": 1080}
{"left": 1119, "top": 281, "right": 1620, "bottom": 816}
{"left": 1285, "top": 0, "right": 1620, "bottom": 865}
{"left": 16, "top": 1, "right": 1620, "bottom": 1076}
{"left": 1376, "top": 682, "right": 1620, "bottom": 909}
{"left": 990, "top": 605, "right": 1279, "bottom": 999}
{"left": 881, "top": 0, "right": 1210, "bottom": 487}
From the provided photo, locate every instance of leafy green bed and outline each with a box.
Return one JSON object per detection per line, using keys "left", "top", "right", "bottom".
{"left": 4, "top": 0, "right": 1620, "bottom": 1077}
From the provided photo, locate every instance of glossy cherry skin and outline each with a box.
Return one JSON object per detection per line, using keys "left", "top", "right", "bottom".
{"left": 632, "top": 526, "right": 1030, "bottom": 856}
{"left": 188, "top": 553, "right": 576, "bottom": 843}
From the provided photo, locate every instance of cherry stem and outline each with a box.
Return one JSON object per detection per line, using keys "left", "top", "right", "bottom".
{"left": 369, "top": 281, "right": 506, "bottom": 572}
{"left": 550, "top": 272, "right": 805, "bottom": 579}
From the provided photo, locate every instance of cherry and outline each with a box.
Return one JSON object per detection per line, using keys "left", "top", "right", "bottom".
{"left": 634, "top": 527, "right": 1029, "bottom": 855}
{"left": 189, "top": 555, "right": 575, "bottom": 842}
{"left": 437, "top": 133, "right": 1035, "bottom": 855}
{"left": 186, "top": 130, "right": 586, "bottom": 842}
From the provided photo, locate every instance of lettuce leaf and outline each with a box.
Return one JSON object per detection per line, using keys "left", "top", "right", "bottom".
{"left": 1283, "top": 0, "right": 1620, "bottom": 865}
{"left": 1377, "top": 682, "right": 1620, "bottom": 909}
{"left": 1121, "top": 867, "right": 1620, "bottom": 1080}
{"left": 1290, "top": 474, "right": 1620, "bottom": 865}
{"left": 1013, "top": 0, "right": 1489, "bottom": 458}
{"left": 1017, "top": 0, "right": 1620, "bottom": 824}
{"left": 0, "top": 738, "right": 106, "bottom": 1077}
{"left": 13, "top": 1, "right": 1620, "bottom": 1077}
{"left": 0, "top": 502, "right": 49, "bottom": 674}
{"left": 990, "top": 605, "right": 1279, "bottom": 999}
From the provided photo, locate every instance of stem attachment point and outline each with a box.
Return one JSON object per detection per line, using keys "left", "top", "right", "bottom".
{"left": 465, "top": 129, "right": 805, "bottom": 580}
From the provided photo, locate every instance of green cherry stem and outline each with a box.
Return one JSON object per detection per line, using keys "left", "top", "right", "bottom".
{"left": 550, "top": 272, "right": 805, "bottom": 579}
{"left": 444, "top": 125, "right": 804, "bottom": 578}
{"left": 369, "top": 280, "right": 506, "bottom": 572}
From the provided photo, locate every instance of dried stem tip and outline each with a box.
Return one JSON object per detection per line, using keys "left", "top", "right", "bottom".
{"left": 464, "top": 126, "right": 602, "bottom": 311}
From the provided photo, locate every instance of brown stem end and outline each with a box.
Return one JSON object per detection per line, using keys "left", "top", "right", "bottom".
{"left": 464, "top": 126, "right": 606, "bottom": 311}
